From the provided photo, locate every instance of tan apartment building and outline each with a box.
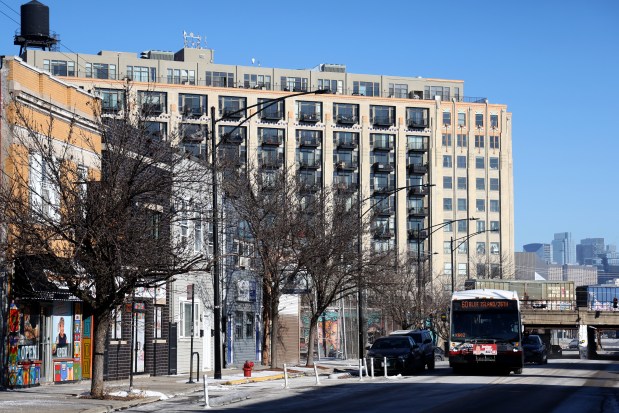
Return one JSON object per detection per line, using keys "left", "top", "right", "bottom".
{"left": 20, "top": 44, "right": 514, "bottom": 291}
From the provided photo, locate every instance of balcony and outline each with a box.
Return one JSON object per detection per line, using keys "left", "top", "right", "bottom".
{"left": 260, "top": 158, "right": 283, "bottom": 169}
{"left": 181, "top": 106, "right": 204, "bottom": 119}
{"left": 373, "top": 229, "right": 394, "bottom": 239}
{"left": 221, "top": 108, "right": 244, "bottom": 120}
{"left": 372, "top": 141, "right": 394, "bottom": 151}
{"left": 407, "top": 229, "right": 428, "bottom": 240}
{"left": 260, "top": 110, "right": 284, "bottom": 121}
{"left": 373, "top": 162, "right": 394, "bottom": 173}
{"left": 141, "top": 103, "right": 164, "bottom": 116}
{"left": 407, "top": 119, "right": 428, "bottom": 129}
{"left": 221, "top": 133, "right": 244, "bottom": 145}
{"left": 261, "top": 135, "right": 283, "bottom": 146}
{"left": 372, "top": 116, "right": 395, "bottom": 127}
{"left": 334, "top": 182, "right": 358, "bottom": 193}
{"left": 407, "top": 141, "right": 429, "bottom": 152}
{"left": 335, "top": 161, "right": 356, "bottom": 171}
{"left": 300, "top": 183, "right": 321, "bottom": 193}
{"left": 373, "top": 205, "right": 395, "bottom": 216}
{"left": 336, "top": 139, "right": 358, "bottom": 150}
{"left": 408, "top": 206, "right": 429, "bottom": 217}
{"left": 298, "top": 137, "right": 321, "bottom": 147}
{"left": 373, "top": 185, "right": 395, "bottom": 195}
{"left": 408, "top": 187, "right": 430, "bottom": 196}
{"left": 336, "top": 114, "right": 358, "bottom": 125}
{"left": 407, "top": 163, "right": 428, "bottom": 174}
{"left": 298, "top": 159, "right": 321, "bottom": 169}
{"left": 298, "top": 113, "right": 320, "bottom": 123}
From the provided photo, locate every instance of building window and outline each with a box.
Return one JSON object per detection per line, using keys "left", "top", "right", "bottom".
{"left": 457, "top": 134, "right": 467, "bottom": 148}
{"left": 181, "top": 301, "right": 199, "bottom": 338}
{"left": 442, "top": 134, "right": 452, "bottom": 147}
{"left": 138, "top": 91, "right": 167, "bottom": 115}
{"left": 296, "top": 101, "right": 322, "bottom": 123}
{"left": 86, "top": 62, "right": 116, "bottom": 79}
{"left": 407, "top": 135, "right": 427, "bottom": 151}
{"left": 111, "top": 307, "right": 122, "bottom": 340}
{"left": 153, "top": 306, "right": 163, "bottom": 339}
{"left": 235, "top": 311, "right": 244, "bottom": 339}
{"left": 443, "top": 155, "right": 452, "bottom": 168}
{"left": 490, "top": 200, "right": 500, "bottom": 212}
{"left": 490, "top": 242, "right": 500, "bottom": 255}
{"left": 179, "top": 94, "right": 207, "bottom": 118}
{"left": 490, "top": 114, "right": 499, "bottom": 129}
{"left": 258, "top": 98, "right": 284, "bottom": 121}
{"left": 458, "top": 263, "right": 467, "bottom": 275}
{"left": 388, "top": 83, "right": 408, "bottom": 98}
{"left": 490, "top": 221, "right": 500, "bottom": 231}
{"left": 128, "top": 66, "right": 156, "bottom": 82}
{"left": 143, "top": 121, "right": 168, "bottom": 141}
{"left": 443, "top": 176, "right": 452, "bottom": 189}
{"left": 444, "top": 263, "right": 452, "bottom": 275}
{"left": 457, "top": 198, "right": 467, "bottom": 211}
{"left": 476, "top": 199, "right": 485, "bottom": 212}
{"left": 458, "top": 241, "right": 468, "bottom": 254}
{"left": 353, "top": 81, "right": 379, "bottom": 97}
{"left": 443, "top": 112, "right": 451, "bottom": 126}
{"left": 476, "top": 156, "right": 485, "bottom": 169}
{"left": 406, "top": 107, "right": 429, "bottom": 129}
{"left": 489, "top": 135, "right": 500, "bottom": 149}
{"left": 245, "top": 312, "right": 254, "bottom": 338}
{"left": 457, "top": 220, "right": 467, "bottom": 233}
{"left": 475, "top": 135, "right": 485, "bottom": 148}
{"left": 477, "top": 242, "right": 486, "bottom": 255}
{"left": 371, "top": 105, "right": 396, "bottom": 127}
{"left": 458, "top": 113, "right": 466, "bottom": 127}
{"left": 490, "top": 178, "right": 499, "bottom": 191}
{"left": 29, "top": 152, "right": 60, "bottom": 221}
{"left": 476, "top": 178, "right": 485, "bottom": 190}
{"left": 475, "top": 114, "right": 484, "bottom": 128}
{"left": 281, "top": 76, "right": 308, "bottom": 92}
{"left": 444, "top": 242, "right": 451, "bottom": 254}
{"left": 219, "top": 96, "right": 247, "bottom": 119}
{"left": 318, "top": 79, "right": 343, "bottom": 94}
{"left": 477, "top": 220, "right": 486, "bottom": 232}
{"left": 207, "top": 71, "right": 234, "bottom": 87}
{"left": 96, "top": 88, "right": 124, "bottom": 113}
{"left": 150, "top": 211, "right": 161, "bottom": 239}
{"left": 425, "top": 85, "right": 451, "bottom": 100}
{"left": 456, "top": 156, "right": 467, "bottom": 169}
{"left": 443, "top": 198, "right": 453, "bottom": 211}
{"left": 489, "top": 157, "right": 499, "bottom": 169}
{"left": 245, "top": 74, "right": 272, "bottom": 90}
{"left": 194, "top": 213, "right": 203, "bottom": 252}
{"left": 43, "top": 59, "right": 75, "bottom": 76}
{"left": 443, "top": 220, "right": 453, "bottom": 232}
{"left": 167, "top": 68, "right": 196, "bottom": 85}
{"left": 457, "top": 177, "right": 467, "bottom": 190}
{"left": 334, "top": 103, "right": 359, "bottom": 125}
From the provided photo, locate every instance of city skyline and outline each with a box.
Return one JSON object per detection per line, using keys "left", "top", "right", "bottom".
{"left": 1, "top": 0, "right": 617, "bottom": 248}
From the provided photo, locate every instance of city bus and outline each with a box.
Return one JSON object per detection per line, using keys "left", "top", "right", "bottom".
{"left": 449, "top": 289, "right": 524, "bottom": 374}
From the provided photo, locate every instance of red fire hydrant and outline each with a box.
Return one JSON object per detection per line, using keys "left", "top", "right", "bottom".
{"left": 243, "top": 360, "right": 254, "bottom": 377}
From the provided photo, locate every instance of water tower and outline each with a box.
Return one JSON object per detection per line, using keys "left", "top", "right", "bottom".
{"left": 14, "top": 1, "right": 58, "bottom": 55}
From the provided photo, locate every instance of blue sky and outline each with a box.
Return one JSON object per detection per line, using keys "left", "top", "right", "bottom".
{"left": 1, "top": 0, "right": 618, "bottom": 250}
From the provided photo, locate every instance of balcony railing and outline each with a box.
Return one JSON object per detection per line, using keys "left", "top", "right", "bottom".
{"left": 407, "top": 119, "right": 428, "bottom": 129}
{"left": 407, "top": 229, "right": 428, "bottom": 239}
{"left": 372, "top": 162, "right": 394, "bottom": 173}
{"left": 221, "top": 108, "right": 245, "bottom": 119}
{"left": 261, "top": 135, "right": 283, "bottom": 146}
{"left": 408, "top": 206, "right": 429, "bottom": 217}
{"left": 336, "top": 114, "right": 358, "bottom": 125}
{"left": 298, "top": 159, "right": 321, "bottom": 169}
{"left": 181, "top": 106, "right": 205, "bottom": 118}
{"left": 407, "top": 163, "right": 428, "bottom": 174}
{"left": 373, "top": 230, "right": 394, "bottom": 239}
{"left": 372, "top": 141, "right": 394, "bottom": 151}
{"left": 141, "top": 103, "right": 164, "bottom": 115}
{"left": 298, "top": 137, "right": 321, "bottom": 147}
{"left": 407, "top": 141, "right": 429, "bottom": 152}
{"left": 335, "top": 161, "right": 356, "bottom": 171}
{"left": 373, "top": 185, "right": 395, "bottom": 194}
{"left": 260, "top": 110, "right": 284, "bottom": 121}
{"left": 334, "top": 182, "right": 358, "bottom": 193}
{"left": 260, "top": 158, "right": 284, "bottom": 169}
{"left": 221, "top": 133, "right": 244, "bottom": 145}
{"left": 372, "top": 116, "right": 395, "bottom": 127}
{"left": 408, "top": 186, "right": 430, "bottom": 196}
{"left": 336, "top": 139, "right": 358, "bottom": 150}
{"left": 298, "top": 113, "right": 320, "bottom": 123}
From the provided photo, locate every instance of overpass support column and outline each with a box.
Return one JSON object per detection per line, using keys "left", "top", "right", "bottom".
{"left": 577, "top": 324, "right": 589, "bottom": 359}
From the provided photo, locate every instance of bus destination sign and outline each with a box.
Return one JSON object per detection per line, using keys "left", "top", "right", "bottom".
{"left": 453, "top": 300, "right": 517, "bottom": 311}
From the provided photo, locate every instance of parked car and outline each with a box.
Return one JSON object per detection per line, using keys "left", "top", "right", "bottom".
{"left": 389, "top": 329, "right": 435, "bottom": 370}
{"left": 568, "top": 338, "right": 579, "bottom": 349}
{"left": 433, "top": 346, "right": 446, "bottom": 361}
{"left": 366, "top": 335, "right": 424, "bottom": 375}
{"left": 522, "top": 334, "right": 547, "bottom": 364}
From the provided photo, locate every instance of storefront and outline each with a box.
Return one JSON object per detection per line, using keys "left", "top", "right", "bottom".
{"left": 6, "top": 256, "right": 88, "bottom": 387}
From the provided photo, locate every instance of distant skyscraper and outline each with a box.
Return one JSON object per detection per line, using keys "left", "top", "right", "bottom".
{"left": 552, "top": 232, "right": 574, "bottom": 265}
{"left": 577, "top": 238, "right": 605, "bottom": 265}
{"left": 523, "top": 243, "right": 552, "bottom": 264}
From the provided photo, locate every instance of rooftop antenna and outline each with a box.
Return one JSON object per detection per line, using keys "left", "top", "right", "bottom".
{"left": 183, "top": 31, "right": 204, "bottom": 49}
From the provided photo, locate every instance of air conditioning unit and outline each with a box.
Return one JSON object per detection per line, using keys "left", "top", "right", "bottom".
{"left": 239, "top": 257, "right": 251, "bottom": 269}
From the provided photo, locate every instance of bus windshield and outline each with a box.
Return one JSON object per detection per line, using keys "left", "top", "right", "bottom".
{"left": 451, "top": 299, "right": 520, "bottom": 342}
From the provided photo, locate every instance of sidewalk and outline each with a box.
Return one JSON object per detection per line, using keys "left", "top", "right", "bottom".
{"left": 0, "top": 360, "right": 356, "bottom": 412}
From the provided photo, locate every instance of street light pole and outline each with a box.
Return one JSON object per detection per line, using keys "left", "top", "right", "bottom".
{"left": 210, "top": 89, "right": 328, "bottom": 379}
{"left": 450, "top": 229, "right": 498, "bottom": 292}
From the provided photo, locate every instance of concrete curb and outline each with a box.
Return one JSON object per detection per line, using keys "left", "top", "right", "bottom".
{"left": 223, "top": 373, "right": 285, "bottom": 385}
{"left": 81, "top": 396, "right": 162, "bottom": 413}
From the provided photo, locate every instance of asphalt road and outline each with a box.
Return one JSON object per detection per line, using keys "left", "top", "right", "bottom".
{"left": 126, "top": 358, "right": 619, "bottom": 413}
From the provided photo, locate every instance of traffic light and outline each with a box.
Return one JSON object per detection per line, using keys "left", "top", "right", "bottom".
{"left": 440, "top": 312, "right": 447, "bottom": 322}
{"left": 613, "top": 297, "right": 618, "bottom": 309}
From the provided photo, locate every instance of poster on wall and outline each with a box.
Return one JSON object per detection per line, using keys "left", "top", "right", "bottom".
{"left": 52, "top": 302, "right": 73, "bottom": 359}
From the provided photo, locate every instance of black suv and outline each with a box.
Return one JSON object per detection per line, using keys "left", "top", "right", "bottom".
{"left": 389, "top": 329, "right": 435, "bottom": 370}
{"left": 522, "top": 334, "right": 547, "bottom": 364}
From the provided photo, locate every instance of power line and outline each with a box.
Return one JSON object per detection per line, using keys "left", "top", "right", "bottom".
{"left": 0, "top": 0, "right": 19, "bottom": 16}
{"left": 0, "top": 7, "right": 19, "bottom": 25}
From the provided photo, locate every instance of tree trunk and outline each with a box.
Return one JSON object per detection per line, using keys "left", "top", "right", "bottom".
{"left": 270, "top": 297, "right": 280, "bottom": 368}
{"left": 261, "top": 297, "right": 271, "bottom": 366}
{"left": 90, "top": 312, "right": 110, "bottom": 398}
{"left": 305, "top": 315, "right": 319, "bottom": 367}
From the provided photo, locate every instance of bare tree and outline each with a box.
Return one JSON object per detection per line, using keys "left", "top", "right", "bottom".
{"left": 0, "top": 87, "right": 211, "bottom": 397}
{"left": 468, "top": 252, "right": 515, "bottom": 281}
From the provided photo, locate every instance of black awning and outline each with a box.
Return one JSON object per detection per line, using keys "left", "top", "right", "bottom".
{"left": 13, "top": 255, "right": 81, "bottom": 302}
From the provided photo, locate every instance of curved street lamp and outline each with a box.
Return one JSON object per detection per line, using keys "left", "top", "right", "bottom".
{"left": 450, "top": 229, "right": 500, "bottom": 293}
{"left": 210, "top": 88, "right": 328, "bottom": 379}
